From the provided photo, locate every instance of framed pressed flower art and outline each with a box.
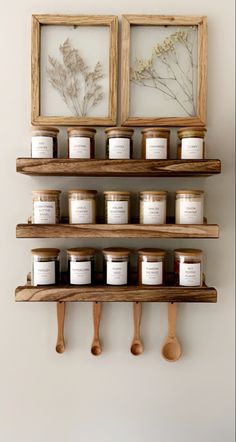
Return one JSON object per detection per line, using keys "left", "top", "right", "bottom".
{"left": 121, "top": 15, "right": 207, "bottom": 126}
{"left": 31, "top": 15, "right": 118, "bottom": 126}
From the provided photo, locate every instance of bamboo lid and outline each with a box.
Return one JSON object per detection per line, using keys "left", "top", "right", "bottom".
{"left": 67, "top": 248, "right": 96, "bottom": 256}
{"left": 31, "top": 248, "right": 60, "bottom": 257}
{"left": 138, "top": 248, "right": 166, "bottom": 257}
{"left": 32, "top": 190, "right": 61, "bottom": 195}
{"left": 177, "top": 127, "right": 207, "bottom": 138}
{"left": 175, "top": 190, "right": 204, "bottom": 195}
{"left": 104, "top": 191, "right": 131, "bottom": 196}
{"left": 105, "top": 127, "right": 134, "bottom": 137}
{"left": 31, "top": 126, "right": 59, "bottom": 135}
{"left": 174, "top": 248, "right": 203, "bottom": 257}
{"left": 140, "top": 190, "right": 167, "bottom": 196}
{"left": 68, "top": 189, "right": 97, "bottom": 195}
{"left": 102, "top": 247, "right": 131, "bottom": 257}
{"left": 141, "top": 127, "right": 170, "bottom": 135}
{"left": 67, "top": 127, "right": 96, "bottom": 137}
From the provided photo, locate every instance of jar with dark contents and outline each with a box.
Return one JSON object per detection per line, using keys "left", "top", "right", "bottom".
{"left": 67, "top": 248, "right": 96, "bottom": 285}
{"left": 31, "top": 126, "right": 59, "bottom": 158}
{"left": 67, "top": 127, "right": 96, "bottom": 159}
{"left": 174, "top": 249, "right": 203, "bottom": 286}
{"left": 104, "top": 191, "right": 131, "bottom": 224}
{"left": 102, "top": 248, "right": 131, "bottom": 285}
{"left": 31, "top": 248, "right": 60, "bottom": 286}
{"left": 177, "top": 127, "right": 207, "bottom": 159}
{"left": 32, "top": 190, "right": 61, "bottom": 224}
{"left": 138, "top": 249, "right": 166, "bottom": 286}
{"left": 105, "top": 127, "right": 134, "bottom": 159}
{"left": 141, "top": 128, "right": 170, "bottom": 159}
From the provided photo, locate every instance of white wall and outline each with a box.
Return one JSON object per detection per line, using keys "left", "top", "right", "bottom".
{"left": 0, "top": 1, "right": 234, "bottom": 441}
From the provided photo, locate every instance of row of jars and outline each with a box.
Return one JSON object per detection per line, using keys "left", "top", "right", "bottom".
{"left": 31, "top": 126, "right": 207, "bottom": 160}
{"left": 32, "top": 189, "right": 204, "bottom": 225}
{"left": 31, "top": 247, "right": 203, "bottom": 288}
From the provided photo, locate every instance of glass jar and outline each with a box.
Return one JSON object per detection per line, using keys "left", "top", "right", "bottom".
{"left": 68, "top": 189, "right": 97, "bottom": 224}
{"left": 31, "top": 248, "right": 60, "bottom": 286}
{"left": 174, "top": 249, "right": 203, "bottom": 286}
{"left": 139, "top": 191, "right": 167, "bottom": 224}
{"left": 138, "top": 248, "right": 166, "bottom": 286}
{"left": 141, "top": 128, "right": 170, "bottom": 159}
{"left": 32, "top": 190, "right": 61, "bottom": 224}
{"left": 177, "top": 127, "right": 207, "bottom": 159}
{"left": 67, "top": 248, "right": 96, "bottom": 285}
{"left": 31, "top": 126, "right": 59, "bottom": 158}
{"left": 175, "top": 190, "right": 204, "bottom": 224}
{"left": 105, "top": 127, "right": 134, "bottom": 159}
{"left": 104, "top": 191, "right": 131, "bottom": 224}
{"left": 67, "top": 127, "right": 96, "bottom": 159}
{"left": 102, "top": 248, "right": 131, "bottom": 285}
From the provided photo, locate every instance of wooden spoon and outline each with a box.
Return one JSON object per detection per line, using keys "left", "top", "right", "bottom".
{"left": 56, "top": 302, "right": 65, "bottom": 354}
{"left": 91, "top": 302, "right": 102, "bottom": 356}
{"left": 161, "top": 303, "right": 182, "bottom": 362}
{"left": 130, "top": 302, "right": 144, "bottom": 356}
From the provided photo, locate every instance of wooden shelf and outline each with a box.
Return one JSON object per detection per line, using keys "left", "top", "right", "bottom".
{"left": 16, "top": 222, "right": 219, "bottom": 238}
{"left": 16, "top": 158, "right": 221, "bottom": 177}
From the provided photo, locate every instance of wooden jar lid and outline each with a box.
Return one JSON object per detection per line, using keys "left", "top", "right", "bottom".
{"left": 31, "top": 248, "right": 60, "bottom": 257}
{"left": 102, "top": 247, "right": 131, "bottom": 258}
{"left": 177, "top": 127, "right": 207, "bottom": 138}
{"left": 68, "top": 189, "right": 97, "bottom": 195}
{"left": 32, "top": 190, "right": 61, "bottom": 195}
{"left": 175, "top": 190, "right": 204, "bottom": 195}
{"left": 105, "top": 127, "right": 134, "bottom": 137}
{"left": 138, "top": 248, "right": 166, "bottom": 257}
{"left": 67, "top": 248, "right": 96, "bottom": 256}
{"left": 31, "top": 126, "right": 59, "bottom": 136}
{"left": 174, "top": 248, "right": 203, "bottom": 257}
{"left": 67, "top": 127, "right": 96, "bottom": 137}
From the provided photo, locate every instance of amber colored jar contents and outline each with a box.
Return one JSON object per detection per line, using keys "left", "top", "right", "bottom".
{"left": 174, "top": 248, "right": 203, "bottom": 287}
{"left": 141, "top": 128, "right": 170, "bottom": 159}
{"left": 102, "top": 248, "right": 131, "bottom": 285}
{"left": 31, "top": 126, "right": 59, "bottom": 158}
{"left": 139, "top": 191, "right": 167, "bottom": 224}
{"left": 31, "top": 248, "right": 60, "bottom": 286}
{"left": 175, "top": 190, "right": 204, "bottom": 224}
{"left": 177, "top": 127, "right": 207, "bottom": 159}
{"left": 104, "top": 191, "right": 131, "bottom": 224}
{"left": 138, "top": 248, "right": 166, "bottom": 286}
{"left": 68, "top": 189, "right": 97, "bottom": 224}
{"left": 67, "top": 127, "right": 96, "bottom": 159}
{"left": 105, "top": 127, "right": 134, "bottom": 159}
{"left": 32, "top": 190, "right": 61, "bottom": 224}
{"left": 67, "top": 248, "right": 96, "bottom": 285}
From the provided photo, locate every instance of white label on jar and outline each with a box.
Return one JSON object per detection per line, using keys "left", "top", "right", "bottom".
{"left": 32, "top": 136, "right": 53, "bottom": 158}
{"left": 70, "top": 200, "right": 93, "bottom": 223}
{"left": 142, "top": 261, "right": 163, "bottom": 285}
{"left": 179, "top": 201, "right": 202, "bottom": 224}
{"left": 34, "top": 201, "right": 56, "bottom": 224}
{"left": 34, "top": 261, "right": 55, "bottom": 285}
{"left": 142, "top": 201, "right": 166, "bottom": 224}
{"left": 109, "top": 138, "right": 130, "bottom": 159}
{"left": 107, "top": 261, "right": 127, "bottom": 285}
{"left": 181, "top": 138, "right": 203, "bottom": 159}
{"left": 70, "top": 261, "right": 91, "bottom": 285}
{"left": 180, "top": 263, "right": 201, "bottom": 286}
{"left": 146, "top": 138, "right": 167, "bottom": 159}
{"left": 107, "top": 201, "right": 128, "bottom": 224}
{"left": 69, "top": 137, "right": 90, "bottom": 158}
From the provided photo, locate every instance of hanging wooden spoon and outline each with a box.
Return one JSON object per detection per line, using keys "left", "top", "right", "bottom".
{"left": 161, "top": 303, "right": 182, "bottom": 362}
{"left": 130, "top": 302, "right": 144, "bottom": 356}
{"left": 91, "top": 302, "right": 102, "bottom": 356}
{"left": 55, "top": 302, "right": 65, "bottom": 354}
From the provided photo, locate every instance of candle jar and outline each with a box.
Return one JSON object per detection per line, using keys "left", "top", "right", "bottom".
{"left": 177, "top": 127, "right": 207, "bottom": 159}
{"left": 68, "top": 189, "right": 97, "bottom": 224}
{"left": 105, "top": 127, "right": 134, "bottom": 159}
{"left": 102, "top": 248, "right": 131, "bottom": 285}
{"left": 104, "top": 191, "right": 131, "bottom": 224}
{"left": 67, "top": 127, "right": 96, "bottom": 159}
{"left": 174, "top": 249, "right": 203, "bottom": 286}
{"left": 31, "top": 126, "right": 59, "bottom": 158}
{"left": 67, "top": 248, "right": 96, "bottom": 285}
{"left": 31, "top": 248, "right": 60, "bottom": 286}
{"left": 32, "top": 190, "right": 61, "bottom": 224}
{"left": 139, "top": 191, "right": 167, "bottom": 224}
{"left": 138, "top": 248, "right": 166, "bottom": 286}
{"left": 175, "top": 190, "right": 204, "bottom": 224}
{"left": 141, "top": 128, "right": 170, "bottom": 159}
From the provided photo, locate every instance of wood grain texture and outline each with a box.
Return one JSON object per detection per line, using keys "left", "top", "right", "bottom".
{"left": 16, "top": 223, "right": 219, "bottom": 239}
{"left": 16, "top": 158, "right": 221, "bottom": 176}
{"left": 120, "top": 15, "right": 207, "bottom": 126}
{"left": 15, "top": 284, "right": 217, "bottom": 303}
{"left": 31, "top": 15, "right": 118, "bottom": 126}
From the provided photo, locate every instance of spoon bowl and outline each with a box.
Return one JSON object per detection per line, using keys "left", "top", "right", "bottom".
{"left": 91, "top": 341, "right": 102, "bottom": 356}
{"left": 56, "top": 340, "right": 65, "bottom": 354}
{"left": 130, "top": 302, "right": 143, "bottom": 356}
{"left": 161, "top": 338, "right": 182, "bottom": 362}
{"left": 130, "top": 340, "right": 144, "bottom": 356}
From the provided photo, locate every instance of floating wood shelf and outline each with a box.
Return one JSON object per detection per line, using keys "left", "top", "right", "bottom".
{"left": 16, "top": 222, "right": 219, "bottom": 239}
{"left": 16, "top": 158, "right": 221, "bottom": 177}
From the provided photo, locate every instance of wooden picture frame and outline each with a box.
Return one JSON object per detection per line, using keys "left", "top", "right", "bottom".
{"left": 32, "top": 15, "right": 118, "bottom": 126}
{"left": 121, "top": 15, "right": 207, "bottom": 126}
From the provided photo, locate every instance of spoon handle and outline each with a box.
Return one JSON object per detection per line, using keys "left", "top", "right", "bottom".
{"left": 168, "top": 302, "right": 177, "bottom": 338}
{"left": 93, "top": 301, "right": 102, "bottom": 341}
{"left": 133, "top": 301, "right": 142, "bottom": 340}
{"left": 56, "top": 301, "right": 65, "bottom": 353}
